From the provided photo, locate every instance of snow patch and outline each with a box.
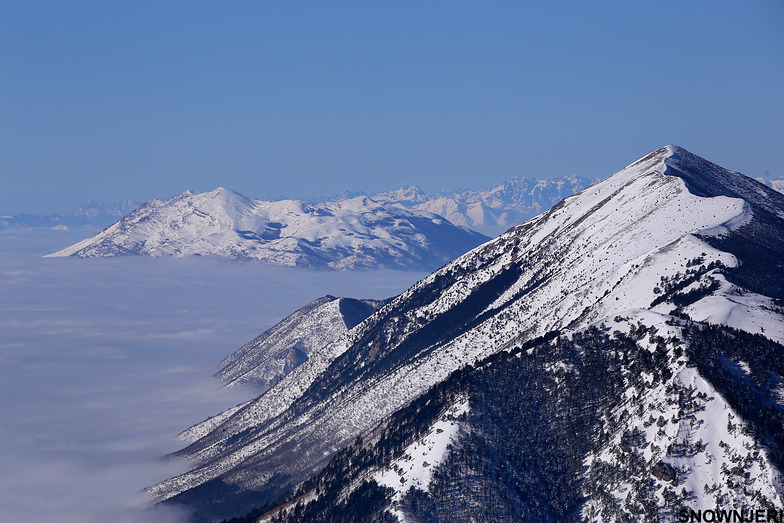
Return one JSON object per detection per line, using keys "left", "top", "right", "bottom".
{"left": 374, "top": 399, "right": 469, "bottom": 521}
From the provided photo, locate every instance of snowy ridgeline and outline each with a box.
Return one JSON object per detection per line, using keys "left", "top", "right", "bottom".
{"left": 148, "top": 145, "right": 784, "bottom": 522}
{"left": 757, "top": 178, "right": 784, "bottom": 195}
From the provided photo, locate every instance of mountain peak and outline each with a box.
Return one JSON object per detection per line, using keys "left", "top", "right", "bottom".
{"left": 612, "top": 145, "right": 783, "bottom": 217}
{"left": 211, "top": 295, "right": 385, "bottom": 391}
{"left": 658, "top": 146, "right": 784, "bottom": 217}
{"left": 373, "top": 185, "right": 429, "bottom": 205}
{"left": 203, "top": 186, "right": 252, "bottom": 204}
{"left": 664, "top": 143, "right": 686, "bottom": 154}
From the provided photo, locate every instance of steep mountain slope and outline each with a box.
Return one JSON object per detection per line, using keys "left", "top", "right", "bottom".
{"left": 264, "top": 319, "right": 784, "bottom": 523}
{"left": 176, "top": 296, "right": 386, "bottom": 447}
{"left": 149, "top": 146, "right": 784, "bottom": 521}
{"left": 371, "top": 176, "right": 594, "bottom": 236}
{"left": 46, "top": 189, "right": 489, "bottom": 271}
{"left": 215, "top": 296, "right": 385, "bottom": 391}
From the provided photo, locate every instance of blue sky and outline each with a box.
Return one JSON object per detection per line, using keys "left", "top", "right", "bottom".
{"left": 2, "top": 1, "right": 783, "bottom": 214}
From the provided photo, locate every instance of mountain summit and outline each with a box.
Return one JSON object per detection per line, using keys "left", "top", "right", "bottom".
{"left": 46, "top": 189, "right": 489, "bottom": 270}
{"left": 149, "top": 146, "right": 784, "bottom": 522}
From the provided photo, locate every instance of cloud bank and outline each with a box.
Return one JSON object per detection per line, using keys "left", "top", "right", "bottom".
{"left": 0, "top": 228, "right": 424, "bottom": 522}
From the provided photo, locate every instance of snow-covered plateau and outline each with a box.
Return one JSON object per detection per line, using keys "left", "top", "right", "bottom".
{"left": 148, "top": 145, "right": 784, "bottom": 522}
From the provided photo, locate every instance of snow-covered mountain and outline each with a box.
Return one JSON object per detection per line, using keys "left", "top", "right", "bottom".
{"left": 149, "top": 146, "right": 784, "bottom": 522}
{"left": 214, "top": 295, "right": 385, "bottom": 391}
{"left": 175, "top": 296, "right": 386, "bottom": 446}
{"left": 46, "top": 189, "right": 489, "bottom": 271}
{"left": 370, "top": 176, "right": 595, "bottom": 236}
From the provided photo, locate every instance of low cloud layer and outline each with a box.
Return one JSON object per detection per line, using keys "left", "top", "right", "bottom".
{"left": 0, "top": 228, "right": 425, "bottom": 522}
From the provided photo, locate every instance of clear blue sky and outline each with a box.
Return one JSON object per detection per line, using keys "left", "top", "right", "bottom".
{"left": 2, "top": 1, "right": 783, "bottom": 214}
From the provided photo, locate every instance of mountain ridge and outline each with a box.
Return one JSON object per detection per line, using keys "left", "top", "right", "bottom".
{"left": 215, "top": 295, "right": 386, "bottom": 391}
{"left": 149, "top": 145, "right": 784, "bottom": 521}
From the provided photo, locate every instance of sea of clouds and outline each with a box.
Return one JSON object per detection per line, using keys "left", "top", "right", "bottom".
{"left": 0, "top": 227, "right": 425, "bottom": 523}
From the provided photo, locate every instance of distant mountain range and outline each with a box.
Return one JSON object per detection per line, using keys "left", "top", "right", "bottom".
{"left": 46, "top": 188, "right": 489, "bottom": 271}
{"left": 39, "top": 176, "right": 606, "bottom": 270}
{"left": 758, "top": 177, "right": 784, "bottom": 194}
{"left": 4, "top": 176, "right": 601, "bottom": 237}
{"left": 306, "top": 176, "right": 598, "bottom": 236}
{"left": 6, "top": 176, "right": 783, "bottom": 236}
{"left": 0, "top": 200, "right": 139, "bottom": 229}
{"left": 147, "top": 145, "right": 784, "bottom": 522}
{"left": 370, "top": 176, "right": 596, "bottom": 236}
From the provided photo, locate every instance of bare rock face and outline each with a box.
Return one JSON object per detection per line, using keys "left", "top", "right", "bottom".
{"left": 650, "top": 461, "right": 677, "bottom": 484}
